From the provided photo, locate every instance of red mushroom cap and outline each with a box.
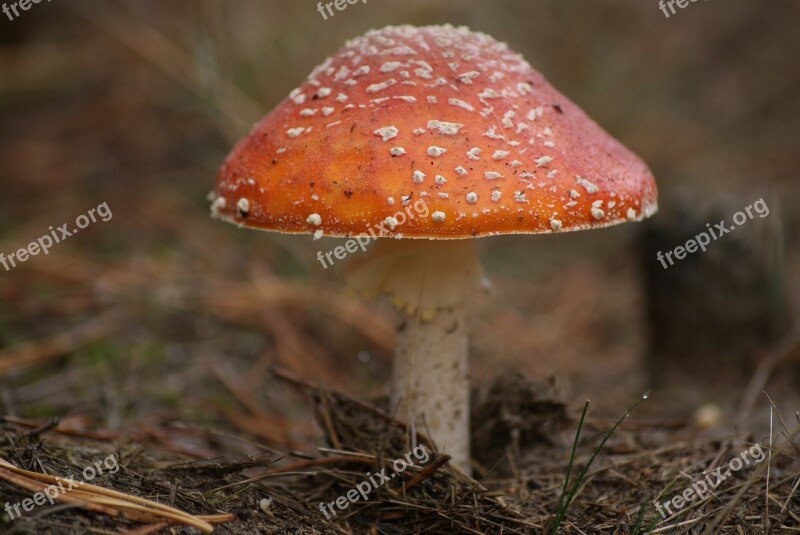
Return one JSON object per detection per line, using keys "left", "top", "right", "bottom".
{"left": 212, "top": 24, "right": 658, "bottom": 239}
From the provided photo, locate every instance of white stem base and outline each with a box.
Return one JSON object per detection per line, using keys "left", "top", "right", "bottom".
{"left": 343, "top": 239, "right": 483, "bottom": 473}
{"left": 391, "top": 305, "right": 470, "bottom": 471}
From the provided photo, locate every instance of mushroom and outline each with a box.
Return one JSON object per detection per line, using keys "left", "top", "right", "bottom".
{"left": 210, "top": 25, "right": 658, "bottom": 471}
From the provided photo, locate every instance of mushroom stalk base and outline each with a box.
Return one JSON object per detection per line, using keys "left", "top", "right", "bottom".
{"left": 343, "top": 239, "right": 483, "bottom": 473}
{"left": 391, "top": 306, "right": 470, "bottom": 471}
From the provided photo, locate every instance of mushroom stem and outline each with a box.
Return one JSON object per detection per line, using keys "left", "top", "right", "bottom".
{"left": 392, "top": 305, "right": 470, "bottom": 471}
{"left": 343, "top": 238, "right": 484, "bottom": 472}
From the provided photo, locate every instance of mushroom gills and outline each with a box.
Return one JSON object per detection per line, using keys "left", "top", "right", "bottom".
{"left": 341, "top": 238, "right": 487, "bottom": 317}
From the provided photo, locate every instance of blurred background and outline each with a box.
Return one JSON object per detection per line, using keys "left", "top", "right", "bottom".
{"left": 1, "top": 0, "right": 798, "bottom": 455}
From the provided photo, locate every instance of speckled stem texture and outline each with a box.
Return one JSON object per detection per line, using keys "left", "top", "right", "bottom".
{"left": 391, "top": 306, "right": 470, "bottom": 471}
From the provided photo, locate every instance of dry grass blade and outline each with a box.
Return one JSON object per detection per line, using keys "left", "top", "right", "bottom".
{"left": 0, "top": 310, "right": 124, "bottom": 376}
{"left": 739, "top": 320, "right": 800, "bottom": 424}
{"left": 0, "top": 457, "right": 219, "bottom": 533}
{"left": 63, "top": 0, "right": 263, "bottom": 138}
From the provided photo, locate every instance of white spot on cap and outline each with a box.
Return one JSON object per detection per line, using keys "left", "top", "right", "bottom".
{"left": 380, "top": 61, "right": 403, "bottom": 73}
{"left": 427, "top": 95, "right": 438, "bottom": 103}
{"left": 527, "top": 107, "right": 544, "bottom": 120}
{"left": 485, "top": 171, "right": 503, "bottom": 180}
{"left": 626, "top": 207, "right": 637, "bottom": 220}
{"left": 466, "top": 147, "right": 481, "bottom": 160}
{"left": 466, "top": 192, "right": 478, "bottom": 204}
{"left": 550, "top": 218, "right": 563, "bottom": 231}
{"left": 535, "top": 156, "right": 554, "bottom": 167}
{"left": 374, "top": 126, "right": 399, "bottom": 142}
{"left": 366, "top": 79, "right": 397, "bottom": 93}
{"left": 387, "top": 196, "right": 395, "bottom": 206}
{"left": 316, "top": 87, "right": 332, "bottom": 97}
{"left": 313, "top": 229, "right": 324, "bottom": 240}
{"left": 287, "top": 127, "right": 306, "bottom": 138}
{"left": 570, "top": 189, "right": 580, "bottom": 199}
{"left": 299, "top": 108, "right": 318, "bottom": 116}
{"left": 427, "top": 120, "right": 464, "bottom": 135}
{"left": 412, "top": 128, "right": 426, "bottom": 135}
{"left": 393, "top": 95, "right": 417, "bottom": 103}
{"left": 449, "top": 98, "right": 475, "bottom": 112}
{"left": 576, "top": 176, "right": 599, "bottom": 194}
{"left": 306, "top": 213, "right": 322, "bottom": 226}
{"left": 333, "top": 66, "right": 350, "bottom": 81}
{"left": 427, "top": 146, "right": 447, "bottom": 157}
{"left": 237, "top": 198, "right": 250, "bottom": 215}
{"left": 322, "top": 107, "right": 335, "bottom": 116}
{"left": 383, "top": 216, "right": 399, "bottom": 230}
{"left": 335, "top": 93, "right": 348, "bottom": 102}
{"left": 483, "top": 126, "right": 505, "bottom": 140}
{"left": 434, "top": 175, "right": 447, "bottom": 185}
{"left": 514, "top": 191, "right": 528, "bottom": 203}
{"left": 210, "top": 196, "right": 226, "bottom": 216}
{"left": 493, "top": 150, "right": 510, "bottom": 160}
{"left": 390, "top": 147, "right": 406, "bottom": 156}
{"left": 591, "top": 200, "right": 605, "bottom": 220}
{"left": 502, "top": 111, "right": 515, "bottom": 129}
{"left": 517, "top": 82, "right": 533, "bottom": 94}
{"left": 455, "top": 166, "right": 467, "bottom": 176}
{"left": 438, "top": 192, "right": 449, "bottom": 199}
{"left": 431, "top": 211, "right": 446, "bottom": 222}
{"left": 491, "top": 191, "right": 502, "bottom": 202}
{"left": 456, "top": 71, "right": 480, "bottom": 84}
{"left": 412, "top": 170, "right": 426, "bottom": 183}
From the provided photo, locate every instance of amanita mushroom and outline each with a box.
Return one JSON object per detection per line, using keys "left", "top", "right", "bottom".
{"left": 211, "top": 25, "right": 658, "bottom": 471}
